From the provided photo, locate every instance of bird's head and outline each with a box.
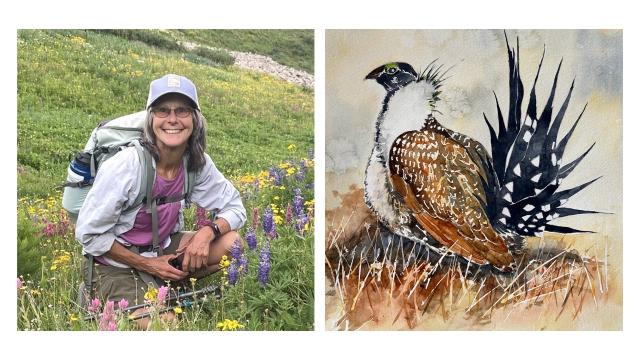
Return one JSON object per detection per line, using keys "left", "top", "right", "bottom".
{"left": 365, "top": 62, "right": 418, "bottom": 92}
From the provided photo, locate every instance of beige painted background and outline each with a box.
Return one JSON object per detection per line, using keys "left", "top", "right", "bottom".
{"left": 325, "top": 29, "right": 622, "bottom": 329}
{"left": 326, "top": 29, "right": 622, "bottom": 238}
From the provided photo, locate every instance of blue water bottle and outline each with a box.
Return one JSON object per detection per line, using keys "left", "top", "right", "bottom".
{"left": 62, "top": 152, "right": 95, "bottom": 222}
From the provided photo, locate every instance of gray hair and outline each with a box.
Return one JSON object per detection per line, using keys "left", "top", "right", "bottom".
{"left": 142, "top": 108, "right": 208, "bottom": 172}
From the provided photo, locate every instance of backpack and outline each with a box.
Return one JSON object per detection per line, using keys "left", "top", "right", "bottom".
{"left": 61, "top": 111, "right": 196, "bottom": 305}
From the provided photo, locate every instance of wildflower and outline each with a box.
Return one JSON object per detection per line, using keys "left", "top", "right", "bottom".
{"left": 216, "top": 319, "right": 245, "bottom": 331}
{"left": 262, "top": 207, "right": 275, "bottom": 235}
{"left": 258, "top": 241, "right": 271, "bottom": 287}
{"left": 227, "top": 261, "right": 239, "bottom": 285}
{"left": 295, "top": 214, "right": 310, "bottom": 235}
{"left": 117, "top": 298, "right": 129, "bottom": 311}
{"left": 69, "top": 314, "right": 79, "bottom": 322}
{"left": 195, "top": 207, "right": 210, "bottom": 229}
{"left": 144, "top": 287, "right": 158, "bottom": 302}
{"left": 87, "top": 298, "right": 101, "bottom": 313}
{"left": 246, "top": 229, "right": 257, "bottom": 250}
{"left": 41, "top": 222, "right": 57, "bottom": 237}
{"left": 252, "top": 207, "right": 260, "bottom": 231}
{"left": 268, "top": 166, "right": 284, "bottom": 186}
{"left": 253, "top": 178, "right": 260, "bottom": 192}
{"left": 293, "top": 188, "right": 304, "bottom": 217}
{"left": 285, "top": 203, "right": 293, "bottom": 224}
{"left": 17, "top": 277, "right": 23, "bottom": 290}
{"left": 295, "top": 168, "right": 305, "bottom": 182}
{"left": 157, "top": 286, "right": 169, "bottom": 305}
{"left": 239, "top": 254, "right": 249, "bottom": 275}
{"left": 99, "top": 301, "right": 117, "bottom": 331}
{"left": 190, "top": 278, "right": 197, "bottom": 288}
{"left": 230, "top": 238, "right": 243, "bottom": 261}
{"left": 218, "top": 255, "right": 231, "bottom": 269}
{"left": 287, "top": 144, "right": 296, "bottom": 151}
{"left": 174, "top": 307, "right": 183, "bottom": 314}
{"left": 308, "top": 148, "right": 314, "bottom": 159}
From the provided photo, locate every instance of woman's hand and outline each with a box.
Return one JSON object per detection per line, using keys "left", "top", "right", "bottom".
{"left": 181, "top": 226, "right": 214, "bottom": 272}
{"left": 141, "top": 255, "right": 189, "bottom": 281}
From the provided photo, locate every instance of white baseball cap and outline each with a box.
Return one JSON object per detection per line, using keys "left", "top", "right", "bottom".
{"left": 146, "top": 74, "right": 200, "bottom": 110}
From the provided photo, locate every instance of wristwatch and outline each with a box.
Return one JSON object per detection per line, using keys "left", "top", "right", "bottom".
{"left": 206, "top": 221, "right": 222, "bottom": 239}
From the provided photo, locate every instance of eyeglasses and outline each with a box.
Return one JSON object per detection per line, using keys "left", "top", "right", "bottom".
{"left": 152, "top": 106, "right": 194, "bottom": 118}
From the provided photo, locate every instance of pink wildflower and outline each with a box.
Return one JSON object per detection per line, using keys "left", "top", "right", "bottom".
{"left": 88, "top": 298, "right": 101, "bottom": 313}
{"left": 117, "top": 298, "right": 129, "bottom": 311}
{"left": 157, "top": 286, "right": 169, "bottom": 305}
{"left": 17, "top": 277, "right": 23, "bottom": 290}
{"left": 99, "top": 301, "right": 116, "bottom": 331}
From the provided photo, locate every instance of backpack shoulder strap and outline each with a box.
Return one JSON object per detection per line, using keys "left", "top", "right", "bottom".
{"left": 123, "top": 140, "right": 150, "bottom": 213}
{"left": 183, "top": 156, "right": 195, "bottom": 206}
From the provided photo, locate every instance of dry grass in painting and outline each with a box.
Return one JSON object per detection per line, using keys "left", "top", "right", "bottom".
{"left": 325, "top": 190, "right": 612, "bottom": 330}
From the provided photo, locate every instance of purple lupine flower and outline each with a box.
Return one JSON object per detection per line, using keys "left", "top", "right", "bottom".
{"left": 227, "top": 261, "right": 239, "bottom": 285}
{"left": 117, "top": 298, "right": 129, "bottom": 311}
{"left": 253, "top": 178, "right": 260, "bottom": 192}
{"left": 295, "top": 214, "right": 309, "bottom": 234}
{"left": 239, "top": 254, "right": 249, "bottom": 275}
{"left": 268, "top": 166, "right": 284, "bottom": 186}
{"left": 252, "top": 207, "right": 260, "bottom": 231}
{"left": 99, "top": 301, "right": 116, "bottom": 331}
{"left": 230, "top": 238, "right": 243, "bottom": 261}
{"left": 246, "top": 229, "right": 257, "bottom": 250}
{"left": 88, "top": 298, "right": 101, "bottom": 313}
{"left": 308, "top": 148, "right": 314, "bottom": 159}
{"left": 293, "top": 188, "right": 304, "bottom": 217}
{"left": 258, "top": 241, "right": 271, "bottom": 287}
{"left": 262, "top": 207, "right": 274, "bottom": 235}
{"left": 285, "top": 203, "right": 293, "bottom": 224}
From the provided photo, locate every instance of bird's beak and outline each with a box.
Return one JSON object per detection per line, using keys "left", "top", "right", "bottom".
{"left": 365, "top": 65, "right": 385, "bottom": 80}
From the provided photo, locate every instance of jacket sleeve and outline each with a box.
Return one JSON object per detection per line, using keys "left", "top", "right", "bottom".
{"left": 75, "top": 149, "right": 141, "bottom": 256}
{"left": 190, "top": 153, "right": 247, "bottom": 230}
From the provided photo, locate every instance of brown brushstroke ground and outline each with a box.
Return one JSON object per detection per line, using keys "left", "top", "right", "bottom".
{"left": 325, "top": 187, "right": 622, "bottom": 330}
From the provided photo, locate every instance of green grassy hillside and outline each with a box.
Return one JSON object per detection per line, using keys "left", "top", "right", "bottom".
{"left": 18, "top": 29, "right": 313, "bottom": 198}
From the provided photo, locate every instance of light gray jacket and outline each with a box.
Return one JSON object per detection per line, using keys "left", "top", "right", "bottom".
{"left": 75, "top": 146, "right": 246, "bottom": 265}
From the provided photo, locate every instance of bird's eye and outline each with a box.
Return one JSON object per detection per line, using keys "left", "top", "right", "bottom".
{"left": 386, "top": 67, "right": 398, "bottom": 75}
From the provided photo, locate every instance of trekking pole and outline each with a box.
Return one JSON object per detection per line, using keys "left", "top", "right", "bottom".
{"left": 83, "top": 284, "right": 221, "bottom": 321}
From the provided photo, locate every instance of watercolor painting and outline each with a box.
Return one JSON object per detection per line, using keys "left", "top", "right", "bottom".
{"left": 325, "top": 30, "right": 622, "bottom": 330}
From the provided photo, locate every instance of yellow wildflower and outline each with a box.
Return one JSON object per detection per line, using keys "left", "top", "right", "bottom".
{"left": 69, "top": 314, "right": 79, "bottom": 322}
{"left": 144, "top": 287, "right": 158, "bottom": 301}
{"left": 216, "top": 319, "right": 245, "bottom": 331}
{"left": 274, "top": 215, "right": 283, "bottom": 225}
{"left": 173, "top": 307, "right": 183, "bottom": 314}
{"left": 273, "top": 196, "right": 280, "bottom": 201}
{"left": 287, "top": 144, "right": 296, "bottom": 151}
{"left": 286, "top": 168, "right": 296, "bottom": 175}
{"left": 219, "top": 255, "right": 231, "bottom": 269}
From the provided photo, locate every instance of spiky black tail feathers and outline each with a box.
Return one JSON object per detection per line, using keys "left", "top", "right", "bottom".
{"left": 483, "top": 33, "right": 602, "bottom": 238}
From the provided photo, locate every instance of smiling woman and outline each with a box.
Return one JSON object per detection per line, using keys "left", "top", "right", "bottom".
{"left": 75, "top": 74, "right": 246, "bottom": 329}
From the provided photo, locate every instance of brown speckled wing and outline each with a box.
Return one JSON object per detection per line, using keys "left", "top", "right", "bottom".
{"left": 388, "top": 129, "right": 514, "bottom": 269}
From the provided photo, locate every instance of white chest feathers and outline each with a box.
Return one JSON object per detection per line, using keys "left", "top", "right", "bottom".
{"left": 377, "top": 81, "right": 435, "bottom": 158}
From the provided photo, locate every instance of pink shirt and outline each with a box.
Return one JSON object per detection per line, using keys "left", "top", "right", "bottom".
{"left": 120, "top": 163, "right": 184, "bottom": 247}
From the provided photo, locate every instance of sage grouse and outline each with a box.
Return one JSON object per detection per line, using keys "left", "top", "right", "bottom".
{"left": 363, "top": 36, "right": 600, "bottom": 272}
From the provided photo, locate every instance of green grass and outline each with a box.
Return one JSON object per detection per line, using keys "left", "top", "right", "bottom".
{"left": 174, "top": 29, "right": 314, "bottom": 73}
{"left": 17, "top": 29, "right": 314, "bottom": 331}
{"left": 91, "top": 29, "right": 314, "bottom": 73}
